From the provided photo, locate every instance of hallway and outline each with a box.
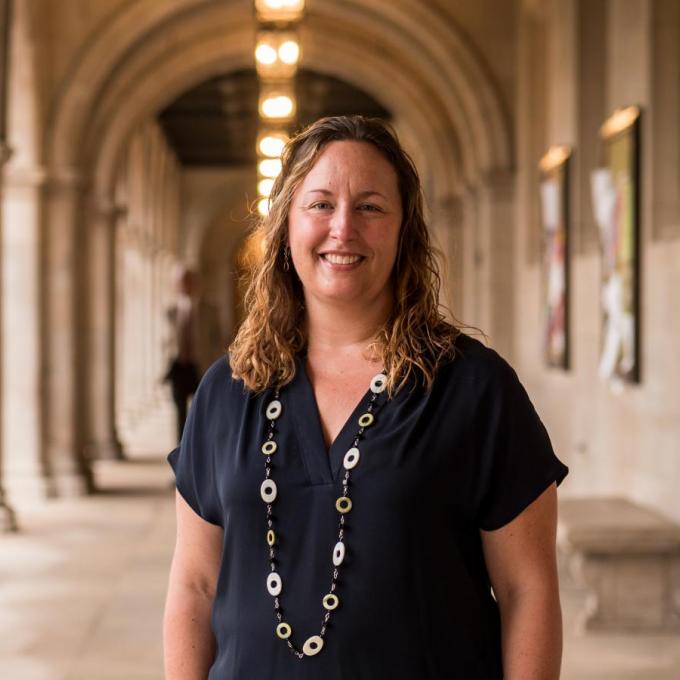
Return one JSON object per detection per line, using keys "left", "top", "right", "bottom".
{"left": 2, "top": 415, "right": 679, "bottom": 680}
{"left": 2, "top": 0, "right": 680, "bottom": 677}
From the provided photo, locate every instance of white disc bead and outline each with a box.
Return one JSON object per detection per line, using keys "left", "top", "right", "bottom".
{"left": 260, "top": 479, "right": 277, "bottom": 503}
{"left": 343, "top": 447, "right": 360, "bottom": 470}
{"left": 267, "top": 572, "right": 282, "bottom": 596}
{"left": 370, "top": 373, "right": 387, "bottom": 393}
{"left": 266, "top": 399, "right": 282, "bottom": 419}
{"left": 302, "top": 635, "right": 324, "bottom": 656}
{"left": 332, "top": 541, "right": 345, "bottom": 566}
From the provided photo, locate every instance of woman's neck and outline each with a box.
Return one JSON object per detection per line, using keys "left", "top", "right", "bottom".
{"left": 304, "top": 294, "right": 392, "bottom": 362}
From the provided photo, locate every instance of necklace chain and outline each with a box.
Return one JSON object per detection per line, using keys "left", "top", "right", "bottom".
{"left": 260, "top": 370, "right": 388, "bottom": 659}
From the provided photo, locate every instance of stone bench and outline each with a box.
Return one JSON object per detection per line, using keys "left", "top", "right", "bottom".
{"left": 557, "top": 497, "right": 680, "bottom": 632}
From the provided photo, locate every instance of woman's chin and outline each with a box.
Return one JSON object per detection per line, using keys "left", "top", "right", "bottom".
{"left": 310, "top": 285, "right": 371, "bottom": 306}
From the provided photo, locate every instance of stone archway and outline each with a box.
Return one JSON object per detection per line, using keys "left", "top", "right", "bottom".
{"left": 40, "top": 0, "right": 512, "bottom": 493}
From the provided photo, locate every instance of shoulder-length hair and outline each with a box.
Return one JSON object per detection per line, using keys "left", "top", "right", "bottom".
{"left": 229, "top": 114, "right": 462, "bottom": 396}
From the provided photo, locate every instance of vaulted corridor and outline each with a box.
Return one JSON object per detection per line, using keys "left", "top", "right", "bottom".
{"left": 2, "top": 1, "right": 680, "bottom": 678}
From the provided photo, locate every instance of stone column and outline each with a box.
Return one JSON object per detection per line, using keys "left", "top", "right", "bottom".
{"left": 44, "top": 175, "right": 93, "bottom": 495}
{"left": 1, "top": 163, "right": 49, "bottom": 504}
{"left": 131, "top": 230, "right": 148, "bottom": 417}
{"left": 476, "top": 170, "right": 516, "bottom": 360}
{"left": 0, "top": 140, "right": 18, "bottom": 530}
{"left": 84, "top": 200, "right": 124, "bottom": 461}
{"left": 433, "top": 194, "right": 465, "bottom": 320}
{"left": 115, "top": 219, "right": 139, "bottom": 430}
{"left": 456, "top": 185, "right": 480, "bottom": 331}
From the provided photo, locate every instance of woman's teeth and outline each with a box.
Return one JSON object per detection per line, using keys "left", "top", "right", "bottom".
{"left": 322, "top": 254, "right": 363, "bottom": 265}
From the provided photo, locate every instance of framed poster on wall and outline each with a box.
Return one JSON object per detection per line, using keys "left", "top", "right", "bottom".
{"left": 539, "top": 145, "right": 571, "bottom": 370}
{"left": 591, "top": 106, "right": 641, "bottom": 385}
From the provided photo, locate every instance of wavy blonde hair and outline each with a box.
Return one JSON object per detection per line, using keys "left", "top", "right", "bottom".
{"left": 229, "top": 114, "right": 464, "bottom": 396}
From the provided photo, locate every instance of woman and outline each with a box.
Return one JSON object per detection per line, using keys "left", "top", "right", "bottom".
{"left": 164, "top": 115, "right": 569, "bottom": 679}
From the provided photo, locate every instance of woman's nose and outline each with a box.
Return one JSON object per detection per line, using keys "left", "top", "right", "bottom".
{"left": 328, "top": 203, "right": 356, "bottom": 240}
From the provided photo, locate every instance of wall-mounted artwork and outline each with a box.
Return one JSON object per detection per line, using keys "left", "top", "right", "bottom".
{"left": 590, "top": 106, "right": 641, "bottom": 386}
{"left": 539, "top": 146, "right": 571, "bottom": 370}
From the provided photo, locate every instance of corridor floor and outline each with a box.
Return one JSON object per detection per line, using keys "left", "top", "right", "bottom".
{"left": 2, "top": 452, "right": 680, "bottom": 679}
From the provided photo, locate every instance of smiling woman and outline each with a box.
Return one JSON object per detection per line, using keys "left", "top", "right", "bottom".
{"left": 287, "top": 140, "right": 402, "bottom": 310}
{"left": 228, "top": 115, "right": 460, "bottom": 397}
{"left": 164, "top": 115, "right": 569, "bottom": 680}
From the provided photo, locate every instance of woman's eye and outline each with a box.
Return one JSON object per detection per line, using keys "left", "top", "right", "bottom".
{"left": 359, "top": 204, "right": 381, "bottom": 212}
{"left": 310, "top": 202, "right": 332, "bottom": 210}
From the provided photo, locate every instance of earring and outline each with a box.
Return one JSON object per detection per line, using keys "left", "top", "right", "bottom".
{"left": 283, "top": 245, "right": 290, "bottom": 272}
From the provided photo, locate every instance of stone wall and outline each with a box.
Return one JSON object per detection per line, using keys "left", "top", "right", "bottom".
{"left": 514, "top": 0, "right": 680, "bottom": 523}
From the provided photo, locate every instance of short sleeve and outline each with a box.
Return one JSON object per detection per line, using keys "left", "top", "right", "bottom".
{"left": 474, "top": 356, "right": 569, "bottom": 531}
{"left": 167, "top": 359, "right": 225, "bottom": 527}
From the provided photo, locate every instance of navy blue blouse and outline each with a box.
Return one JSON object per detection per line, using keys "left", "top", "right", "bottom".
{"left": 168, "top": 333, "right": 569, "bottom": 679}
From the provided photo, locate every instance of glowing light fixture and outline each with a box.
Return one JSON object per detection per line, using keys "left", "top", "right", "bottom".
{"left": 278, "top": 40, "right": 300, "bottom": 65}
{"left": 258, "top": 178, "right": 275, "bottom": 196}
{"left": 259, "top": 158, "right": 283, "bottom": 178}
{"left": 599, "top": 106, "right": 640, "bottom": 139}
{"left": 257, "top": 131, "right": 288, "bottom": 158}
{"left": 255, "top": 32, "right": 301, "bottom": 78}
{"left": 255, "top": 43, "right": 277, "bottom": 65}
{"left": 258, "top": 197, "right": 271, "bottom": 216}
{"left": 262, "top": 95, "right": 293, "bottom": 118}
{"left": 539, "top": 145, "right": 571, "bottom": 173}
{"left": 255, "top": 0, "right": 305, "bottom": 23}
{"left": 259, "top": 85, "right": 296, "bottom": 121}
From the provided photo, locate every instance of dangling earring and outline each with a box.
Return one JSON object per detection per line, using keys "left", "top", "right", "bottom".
{"left": 283, "top": 245, "right": 290, "bottom": 272}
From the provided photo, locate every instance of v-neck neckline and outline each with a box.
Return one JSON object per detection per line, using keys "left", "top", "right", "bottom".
{"left": 290, "top": 352, "right": 376, "bottom": 485}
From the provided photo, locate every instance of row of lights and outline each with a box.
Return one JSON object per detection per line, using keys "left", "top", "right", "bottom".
{"left": 254, "top": 0, "right": 305, "bottom": 216}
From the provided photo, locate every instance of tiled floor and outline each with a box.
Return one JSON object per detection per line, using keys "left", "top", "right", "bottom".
{"left": 1, "top": 450, "right": 679, "bottom": 679}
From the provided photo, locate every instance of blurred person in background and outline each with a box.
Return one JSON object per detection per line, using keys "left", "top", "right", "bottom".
{"left": 164, "top": 268, "right": 223, "bottom": 442}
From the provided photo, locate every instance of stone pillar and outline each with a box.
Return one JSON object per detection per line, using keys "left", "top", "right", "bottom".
{"left": 476, "top": 170, "right": 516, "bottom": 360}
{"left": 433, "top": 195, "right": 465, "bottom": 320}
{"left": 131, "top": 230, "right": 148, "bottom": 417}
{"left": 44, "top": 176, "right": 93, "bottom": 495}
{"left": 0, "top": 140, "right": 17, "bottom": 530}
{"left": 1, "top": 163, "right": 48, "bottom": 503}
{"left": 84, "top": 200, "right": 124, "bottom": 461}
{"left": 456, "top": 185, "right": 480, "bottom": 330}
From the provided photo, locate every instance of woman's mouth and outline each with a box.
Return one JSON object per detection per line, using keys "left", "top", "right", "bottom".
{"left": 321, "top": 253, "right": 364, "bottom": 265}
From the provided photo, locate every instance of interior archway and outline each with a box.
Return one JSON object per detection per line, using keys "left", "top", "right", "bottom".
{"left": 40, "top": 0, "right": 514, "bottom": 485}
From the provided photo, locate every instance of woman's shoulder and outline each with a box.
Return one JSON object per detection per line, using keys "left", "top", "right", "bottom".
{"left": 443, "top": 331, "right": 519, "bottom": 390}
{"left": 195, "top": 353, "right": 253, "bottom": 403}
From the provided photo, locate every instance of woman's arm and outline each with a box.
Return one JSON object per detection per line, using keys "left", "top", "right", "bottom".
{"left": 480, "top": 482, "right": 563, "bottom": 680}
{"left": 164, "top": 490, "right": 224, "bottom": 680}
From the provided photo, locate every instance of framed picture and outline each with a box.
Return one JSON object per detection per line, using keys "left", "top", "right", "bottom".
{"left": 590, "top": 106, "right": 641, "bottom": 385}
{"left": 539, "top": 146, "right": 571, "bottom": 370}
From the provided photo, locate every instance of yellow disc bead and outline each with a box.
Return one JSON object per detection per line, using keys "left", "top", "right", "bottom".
{"left": 336, "top": 496, "right": 352, "bottom": 513}
{"left": 322, "top": 593, "right": 339, "bottom": 610}
{"left": 261, "top": 440, "right": 278, "bottom": 456}
{"left": 358, "top": 412, "right": 374, "bottom": 427}
{"left": 276, "top": 622, "right": 292, "bottom": 639}
{"left": 266, "top": 529, "right": 276, "bottom": 546}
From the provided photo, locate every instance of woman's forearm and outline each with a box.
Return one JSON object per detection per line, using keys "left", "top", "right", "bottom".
{"left": 164, "top": 582, "right": 216, "bottom": 680}
{"left": 498, "top": 586, "right": 563, "bottom": 680}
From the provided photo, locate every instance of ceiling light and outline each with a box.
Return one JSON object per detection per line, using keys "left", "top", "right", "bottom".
{"left": 257, "top": 197, "right": 271, "bottom": 216}
{"left": 257, "top": 132, "right": 288, "bottom": 158}
{"left": 258, "top": 158, "right": 283, "bottom": 178}
{"left": 260, "top": 94, "right": 295, "bottom": 120}
{"left": 258, "top": 178, "right": 275, "bottom": 196}
{"left": 278, "top": 40, "right": 300, "bottom": 65}
{"left": 255, "top": 0, "right": 305, "bottom": 22}
{"left": 255, "top": 43, "right": 277, "bottom": 65}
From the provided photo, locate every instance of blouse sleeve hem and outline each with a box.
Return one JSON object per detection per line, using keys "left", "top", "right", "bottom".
{"left": 167, "top": 447, "right": 223, "bottom": 527}
{"left": 477, "top": 461, "right": 569, "bottom": 532}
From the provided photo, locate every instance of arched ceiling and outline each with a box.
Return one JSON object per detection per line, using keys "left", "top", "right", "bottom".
{"left": 157, "top": 68, "right": 391, "bottom": 166}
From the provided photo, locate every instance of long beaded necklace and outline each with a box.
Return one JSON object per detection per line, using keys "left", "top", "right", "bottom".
{"left": 259, "top": 367, "right": 388, "bottom": 659}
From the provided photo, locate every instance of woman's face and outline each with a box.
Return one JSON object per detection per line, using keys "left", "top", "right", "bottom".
{"left": 287, "top": 140, "right": 403, "bottom": 311}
